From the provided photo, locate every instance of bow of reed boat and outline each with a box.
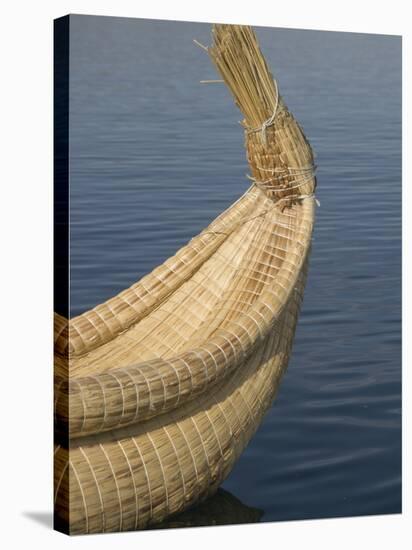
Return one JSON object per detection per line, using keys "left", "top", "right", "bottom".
{"left": 54, "top": 23, "right": 316, "bottom": 534}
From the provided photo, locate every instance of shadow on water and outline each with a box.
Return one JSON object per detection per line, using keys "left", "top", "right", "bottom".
{"left": 153, "top": 488, "right": 263, "bottom": 530}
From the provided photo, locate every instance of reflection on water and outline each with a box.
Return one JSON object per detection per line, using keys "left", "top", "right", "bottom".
{"left": 68, "top": 16, "right": 401, "bottom": 524}
{"left": 154, "top": 489, "right": 263, "bottom": 529}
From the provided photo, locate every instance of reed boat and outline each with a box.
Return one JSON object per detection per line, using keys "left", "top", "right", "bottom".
{"left": 54, "top": 23, "right": 317, "bottom": 534}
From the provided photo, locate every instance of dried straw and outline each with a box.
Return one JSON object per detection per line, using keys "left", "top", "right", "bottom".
{"left": 54, "top": 23, "right": 316, "bottom": 534}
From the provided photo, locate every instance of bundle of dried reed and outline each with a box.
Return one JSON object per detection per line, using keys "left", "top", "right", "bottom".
{"left": 54, "top": 23, "right": 317, "bottom": 534}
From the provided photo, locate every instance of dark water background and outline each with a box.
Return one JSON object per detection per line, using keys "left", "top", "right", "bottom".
{"left": 68, "top": 15, "right": 401, "bottom": 524}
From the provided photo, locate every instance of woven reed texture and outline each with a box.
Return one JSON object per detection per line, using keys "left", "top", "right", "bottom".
{"left": 54, "top": 258, "right": 309, "bottom": 533}
{"left": 54, "top": 23, "right": 317, "bottom": 533}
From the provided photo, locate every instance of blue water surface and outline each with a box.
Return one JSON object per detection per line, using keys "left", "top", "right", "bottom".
{"left": 68, "top": 15, "right": 401, "bottom": 524}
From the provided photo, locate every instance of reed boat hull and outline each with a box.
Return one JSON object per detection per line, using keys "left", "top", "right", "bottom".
{"left": 54, "top": 254, "right": 309, "bottom": 533}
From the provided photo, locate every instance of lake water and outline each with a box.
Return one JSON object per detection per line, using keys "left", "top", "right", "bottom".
{"left": 67, "top": 15, "right": 402, "bottom": 525}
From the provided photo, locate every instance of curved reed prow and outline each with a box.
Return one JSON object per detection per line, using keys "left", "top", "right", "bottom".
{"left": 209, "top": 24, "right": 316, "bottom": 207}
{"left": 54, "top": 23, "right": 317, "bottom": 534}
